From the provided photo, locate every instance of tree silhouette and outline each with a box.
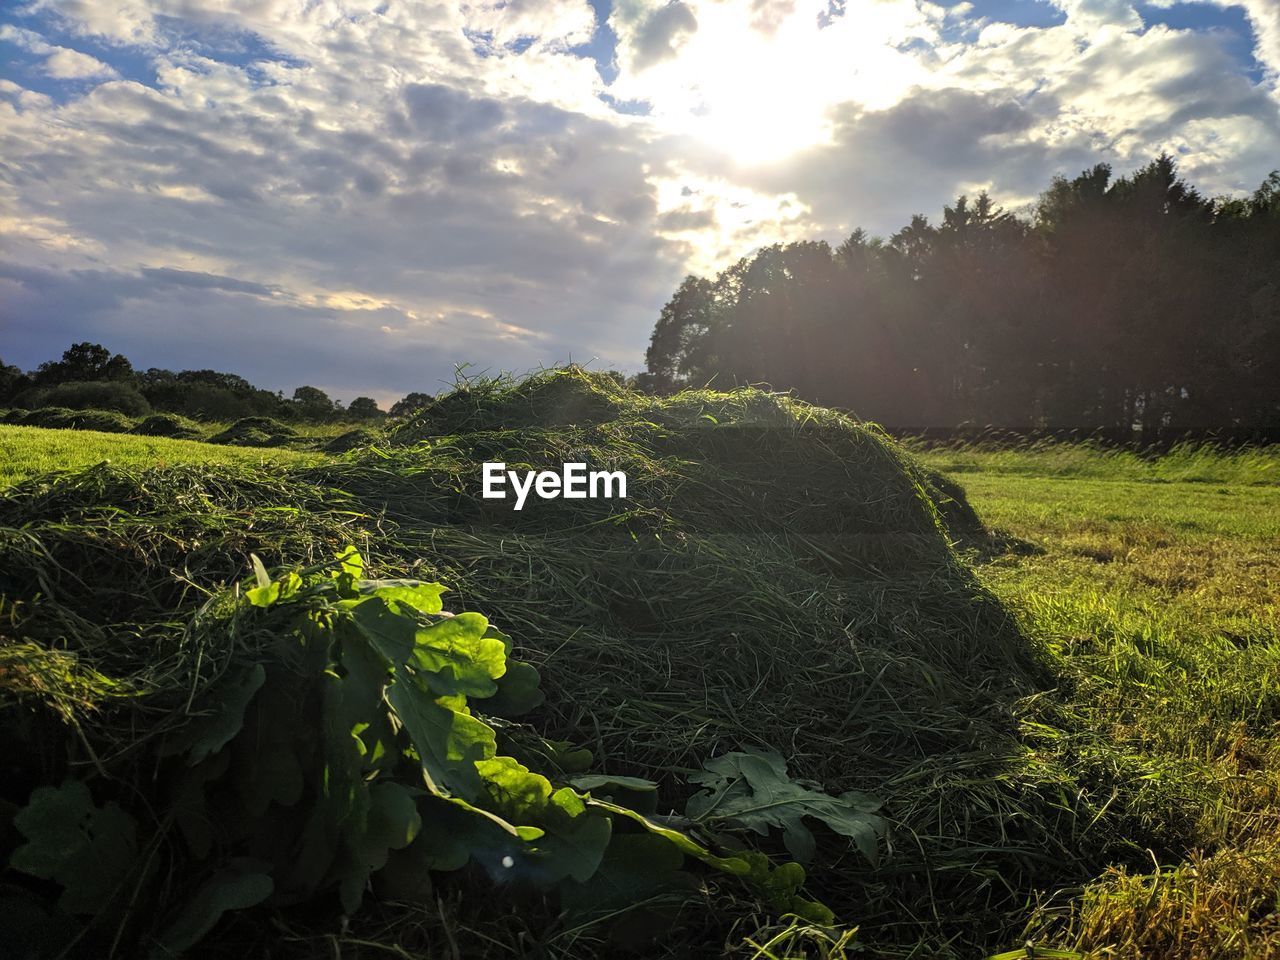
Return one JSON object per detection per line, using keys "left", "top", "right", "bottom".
{"left": 644, "top": 155, "right": 1280, "bottom": 438}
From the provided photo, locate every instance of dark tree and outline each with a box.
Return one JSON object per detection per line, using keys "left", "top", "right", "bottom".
{"left": 643, "top": 155, "right": 1280, "bottom": 439}
{"left": 0, "top": 357, "right": 27, "bottom": 403}
{"left": 35, "top": 342, "right": 133, "bottom": 385}
{"left": 290, "top": 385, "right": 339, "bottom": 422}
{"left": 347, "top": 396, "right": 383, "bottom": 420}
{"left": 390, "top": 392, "right": 433, "bottom": 417}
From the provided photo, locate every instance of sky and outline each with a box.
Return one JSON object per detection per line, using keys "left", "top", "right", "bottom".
{"left": 2, "top": 0, "right": 1278, "bottom": 405}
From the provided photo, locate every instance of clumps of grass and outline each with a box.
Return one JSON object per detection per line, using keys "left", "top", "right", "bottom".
{"left": 16, "top": 406, "right": 79, "bottom": 429}
{"left": 65, "top": 410, "right": 135, "bottom": 433}
{"left": 11, "top": 407, "right": 135, "bottom": 433}
{"left": 132, "top": 412, "right": 203, "bottom": 439}
{"left": 323, "top": 426, "right": 379, "bottom": 452}
{"left": 399, "top": 367, "right": 627, "bottom": 435}
{"left": 1023, "top": 839, "right": 1280, "bottom": 959}
{"left": 208, "top": 416, "right": 300, "bottom": 447}
{"left": 1, "top": 368, "right": 1112, "bottom": 957}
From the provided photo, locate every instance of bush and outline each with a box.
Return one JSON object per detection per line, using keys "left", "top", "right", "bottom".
{"left": 132, "top": 413, "right": 203, "bottom": 440}
{"left": 22, "top": 381, "right": 151, "bottom": 416}
{"left": 0, "top": 409, "right": 24, "bottom": 425}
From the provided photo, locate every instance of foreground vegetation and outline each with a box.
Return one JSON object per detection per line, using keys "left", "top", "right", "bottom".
{"left": 2, "top": 371, "right": 1277, "bottom": 958}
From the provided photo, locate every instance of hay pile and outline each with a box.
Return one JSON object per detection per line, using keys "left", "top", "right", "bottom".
{"left": 0, "top": 370, "right": 1087, "bottom": 958}
{"left": 132, "top": 412, "right": 203, "bottom": 439}
{"left": 207, "top": 416, "right": 299, "bottom": 447}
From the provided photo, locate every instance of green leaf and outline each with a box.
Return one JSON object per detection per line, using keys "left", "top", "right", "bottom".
{"left": 351, "top": 596, "right": 418, "bottom": 666}
{"left": 335, "top": 545, "right": 364, "bottom": 580}
{"left": 397, "top": 795, "right": 531, "bottom": 882}
{"left": 536, "top": 788, "right": 611, "bottom": 883}
{"left": 686, "top": 748, "right": 885, "bottom": 865}
{"left": 386, "top": 680, "right": 494, "bottom": 800}
{"left": 357, "top": 579, "right": 447, "bottom": 614}
{"left": 586, "top": 797, "right": 752, "bottom": 876}
{"left": 154, "top": 865, "right": 273, "bottom": 956}
{"left": 585, "top": 797, "right": 832, "bottom": 919}
{"left": 337, "top": 782, "right": 422, "bottom": 914}
{"left": 410, "top": 613, "right": 508, "bottom": 698}
{"left": 245, "top": 569, "right": 302, "bottom": 608}
{"left": 11, "top": 781, "right": 139, "bottom": 916}
{"left": 484, "top": 660, "right": 545, "bottom": 716}
{"left": 570, "top": 774, "right": 659, "bottom": 814}
{"left": 160, "top": 665, "right": 266, "bottom": 766}
{"left": 545, "top": 739, "right": 594, "bottom": 774}
{"left": 476, "top": 756, "right": 552, "bottom": 822}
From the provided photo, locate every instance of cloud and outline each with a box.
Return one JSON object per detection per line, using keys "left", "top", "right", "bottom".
{"left": 631, "top": 2, "right": 698, "bottom": 69}
{"left": 0, "top": 24, "right": 118, "bottom": 79}
{"left": 43, "top": 47, "right": 117, "bottom": 78}
{"left": 1, "top": 0, "right": 1277, "bottom": 401}
{"left": 461, "top": 0, "right": 596, "bottom": 48}
{"left": 749, "top": 0, "right": 796, "bottom": 35}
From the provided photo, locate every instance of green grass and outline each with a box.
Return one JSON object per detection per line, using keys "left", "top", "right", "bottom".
{"left": 914, "top": 446, "right": 1280, "bottom": 959}
{"left": 3, "top": 377, "right": 1278, "bottom": 960}
{"left": 911, "top": 440, "right": 1280, "bottom": 486}
{"left": 0, "top": 424, "right": 324, "bottom": 486}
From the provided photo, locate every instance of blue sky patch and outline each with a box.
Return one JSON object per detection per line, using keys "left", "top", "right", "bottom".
{"left": 933, "top": 0, "right": 1067, "bottom": 30}
{"left": 573, "top": 0, "right": 620, "bottom": 84}
{"left": 0, "top": 4, "right": 303, "bottom": 103}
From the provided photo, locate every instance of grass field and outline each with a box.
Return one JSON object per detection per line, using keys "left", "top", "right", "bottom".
{"left": 0, "top": 424, "right": 324, "bottom": 485}
{"left": 3, "top": 394, "right": 1278, "bottom": 959}
{"left": 913, "top": 445, "right": 1280, "bottom": 959}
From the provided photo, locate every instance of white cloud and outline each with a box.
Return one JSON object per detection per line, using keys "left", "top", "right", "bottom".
{"left": 43, "top": 46, "right": 117, "bottom": 77}
{"left": 0, "top": 23, "right": 119, "bottom": 79}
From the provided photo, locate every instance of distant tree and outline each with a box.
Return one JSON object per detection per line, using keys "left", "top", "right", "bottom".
{"left": 644, "top": 275, "right": 717, "bottom": 391}
{"left": 35, "top": 342, "right": 134, "bottom": 385}
{"left": 390, "top": 392, "right": 433, "bottom": 417}
{"left": 0, "top": 357, "right": 27, "bottom": 403}
{"left": 291, "top": 385, "right": 338, "bottom": 422}
{"left": 642, "top": 153, "right": 1280, "bottom": 437}
{"left": 347, "top": 396, "right": 383, "bottom": 420}
{"left": 176, "top": 369, "right": 257, "bottom": 393}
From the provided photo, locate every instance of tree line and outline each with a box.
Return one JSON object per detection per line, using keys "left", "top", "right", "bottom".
{"left": 0, "top": 343, "right": 424, "bottom": 423}
{"left": 642, "top": 156, "right": 1280, "bottom": 437}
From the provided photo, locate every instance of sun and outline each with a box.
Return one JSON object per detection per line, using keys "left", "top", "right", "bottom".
{"left": 615, "top": 0, "right": 930, "bottom": 166}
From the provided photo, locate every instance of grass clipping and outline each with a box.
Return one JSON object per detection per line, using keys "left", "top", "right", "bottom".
{"left": 0, "top": 369, "right": 1074, "bottom": 958}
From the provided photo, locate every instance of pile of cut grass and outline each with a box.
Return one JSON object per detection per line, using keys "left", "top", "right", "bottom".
{"left": 1, "top": 369, "right": 1116, "bottom": 957}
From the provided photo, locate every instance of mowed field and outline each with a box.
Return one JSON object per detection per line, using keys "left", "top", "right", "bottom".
{"left": 914, "top": 444, "right": 1280, "bottom": 958}
{"left": 3, "top": 417, "right": 1278, "bottom": 958}
{"left": 0, "top": 424, "right": 324, "bottom": 485}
